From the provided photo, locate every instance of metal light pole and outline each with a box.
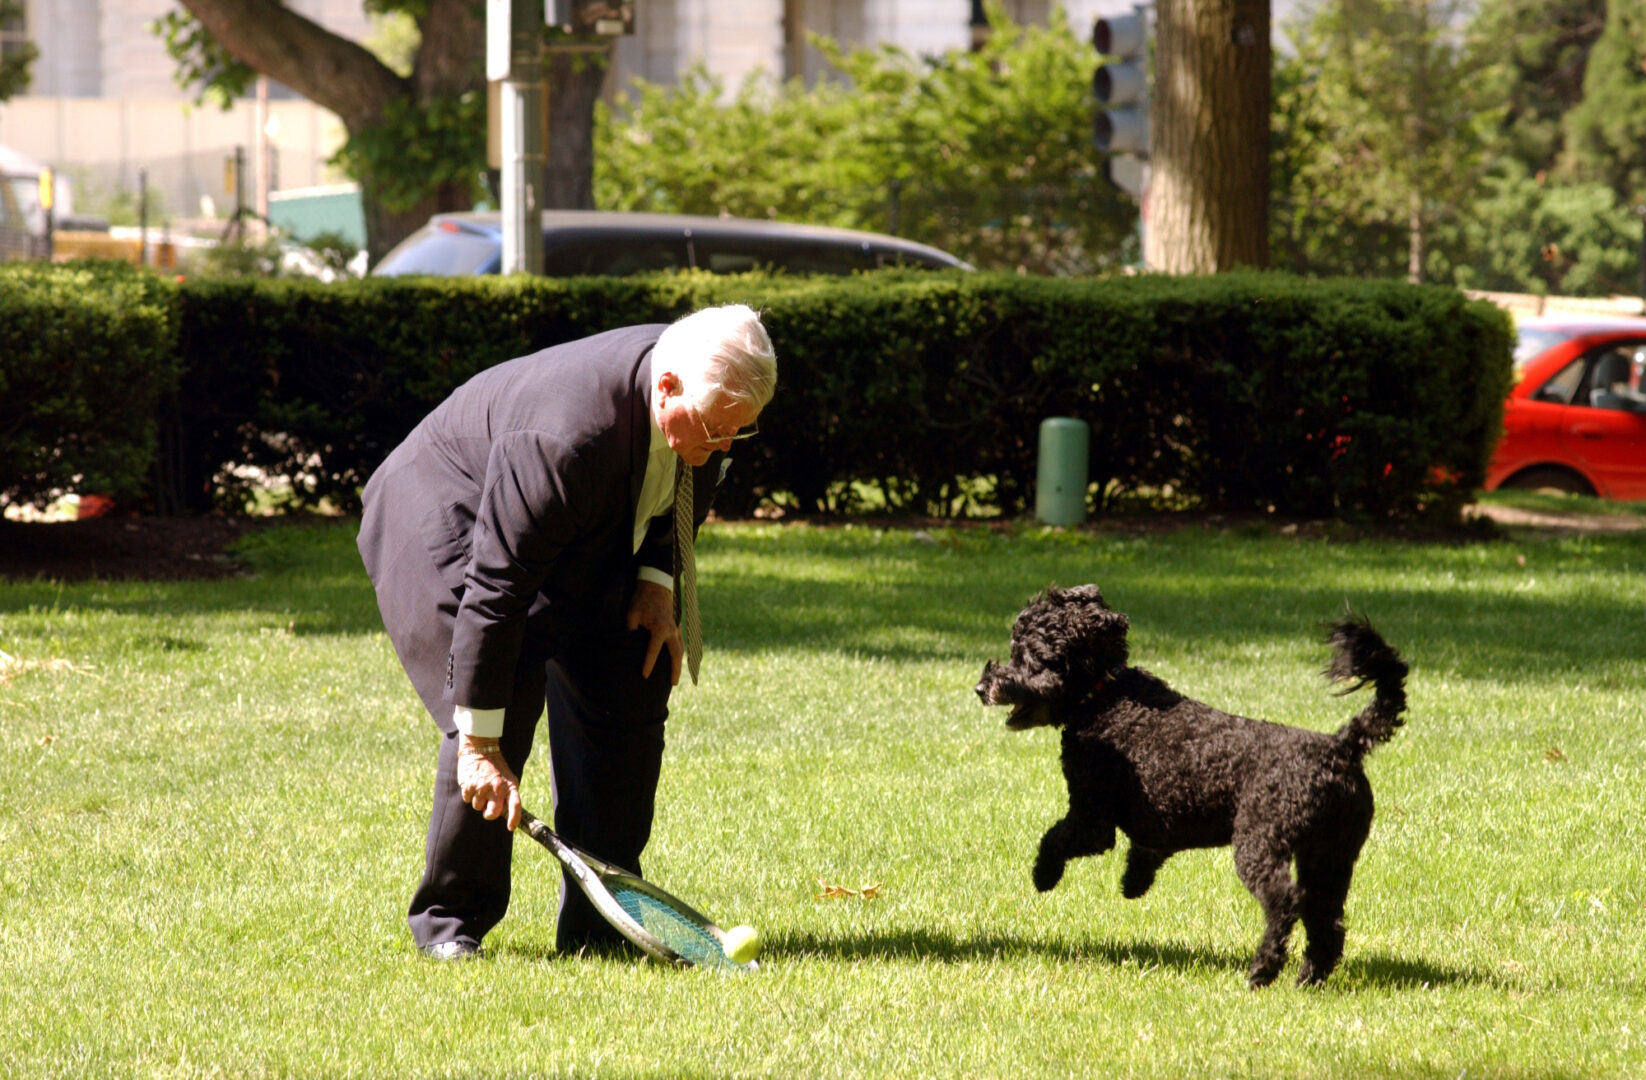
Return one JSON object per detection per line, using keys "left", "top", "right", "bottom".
{"left": 489, "top": 0, "right": 544, "bottom": 274}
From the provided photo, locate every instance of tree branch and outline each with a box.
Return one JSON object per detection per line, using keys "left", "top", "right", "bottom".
{"left": 175, "top": 0, "right": 405, "bottom": 131}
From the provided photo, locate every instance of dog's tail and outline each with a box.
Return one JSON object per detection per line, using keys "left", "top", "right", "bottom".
{"left": 1325, "top": 615, "right": 1408, "bottom": 759}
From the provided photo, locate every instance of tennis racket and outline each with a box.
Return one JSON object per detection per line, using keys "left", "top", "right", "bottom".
{"left": 518, "top": 808, "right": 755, "bottom": 972}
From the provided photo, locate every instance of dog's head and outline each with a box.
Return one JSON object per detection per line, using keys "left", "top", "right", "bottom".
{"left": 975, "top": 584, "right": 1130, "bottom": 730}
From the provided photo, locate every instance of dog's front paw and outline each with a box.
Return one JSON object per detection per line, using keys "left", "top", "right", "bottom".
{"left": 1032, "top": 853, "right": 1066, "bottom": 892}
{"left": 1120, "top": 847, "right": 1164, "bottom": 899}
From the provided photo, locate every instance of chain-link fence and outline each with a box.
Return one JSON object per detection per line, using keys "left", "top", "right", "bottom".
{"left": 65, "top": 144, "right": 280, "bottom": 230}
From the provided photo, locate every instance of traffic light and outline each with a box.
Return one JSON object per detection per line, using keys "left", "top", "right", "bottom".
{"left": 1093, "top": 8, "right": 1150, "bottom": 201}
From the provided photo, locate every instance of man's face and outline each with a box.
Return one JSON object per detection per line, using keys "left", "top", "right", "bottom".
{"left": 655, "top": 373, "right": 762, "bottom": 467}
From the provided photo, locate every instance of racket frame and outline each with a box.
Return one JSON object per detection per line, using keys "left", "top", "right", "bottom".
{"left": 518, "top": 809, "right": 750, "bottom": 970}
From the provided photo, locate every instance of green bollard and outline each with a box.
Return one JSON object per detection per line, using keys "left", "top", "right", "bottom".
{"left": 1035, "top": 417, "right": 1089, "bottom": 526}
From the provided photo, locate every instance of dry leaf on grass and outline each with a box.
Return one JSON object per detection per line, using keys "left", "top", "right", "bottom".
{"left": 815, "top": 877, "right": 882, "bottom": 900}
{"left": 0, "top": 649, "right": 100, "bottom": 685}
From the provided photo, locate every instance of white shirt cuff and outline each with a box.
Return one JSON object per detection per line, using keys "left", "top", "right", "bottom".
{"left": 452, "top": 705, "right": 505, "bottom": 739}
{"left": 637, "top": 566, "right": 674, "bottom": 591}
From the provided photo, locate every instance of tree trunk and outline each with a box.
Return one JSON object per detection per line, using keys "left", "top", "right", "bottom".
{"left": 543, "top": 44, "right": 614, "bottom": 209}
{"left": 1407, "top": 187, "right": 1424, "bottom": 283}
{"left": 1146, "top": 0, "right": 1272, "bottom": 273}
{"left": 177, "top": 0, "right": 485, "bottom": 263}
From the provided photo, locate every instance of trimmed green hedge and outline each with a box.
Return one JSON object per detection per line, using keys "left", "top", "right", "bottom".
{"left": 0, "top": 261, "right": 179, "bottom": 509}
{"left": 0, "top": 264, "right": 1514, "bottom": 521}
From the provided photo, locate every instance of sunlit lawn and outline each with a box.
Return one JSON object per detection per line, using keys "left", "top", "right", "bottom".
{"left": 1, "top": 503, "right": 1642, "bottom": 1077}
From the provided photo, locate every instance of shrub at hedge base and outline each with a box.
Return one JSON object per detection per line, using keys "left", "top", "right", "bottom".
{"left": 125, "top": 268, "right": 1513, "bottom": 521}
{"left": 0, "top": 261, "right": 179, "bottom": 511}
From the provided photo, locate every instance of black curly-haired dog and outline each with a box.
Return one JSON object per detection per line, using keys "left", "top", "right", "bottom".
{"left": 975, "top": 585, "right": 1408, "bottom": 988}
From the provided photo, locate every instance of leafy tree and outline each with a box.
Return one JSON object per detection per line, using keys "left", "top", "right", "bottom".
{"left": 0, "top": 0, "right": 37, "bottom": 101}
{"left": 1449, "top": 0, "right": 1638, "bottom": 299}
{"left": 1561, "top": 2, "right": 1646, "bottom": 203}
{"left": 156, "top": 0, "right": 613, "bottom": 265}
{"left": 1271, "top": 0, "right": 1487, "bottom": 284}
{"left": 596, "top": 9, "right": 1136, "bottom": 275}
{"left": 1465, "top": 0, "right": 1604, "bottom": 172}
{"left": 1438, "top": 161, "right": 1640, "bottom": 296}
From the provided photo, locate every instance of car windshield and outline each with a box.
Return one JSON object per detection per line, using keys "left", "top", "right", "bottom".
{"left": 1514, "top": 327, "right": 1574, "bottom": 367}
{"left": 375, "top": 224, "right": 498, "bottom": 276}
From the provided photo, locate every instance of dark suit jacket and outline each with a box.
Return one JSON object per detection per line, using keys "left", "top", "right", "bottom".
{"left": 358, "top": 324, "right": 720, "bottom": 713}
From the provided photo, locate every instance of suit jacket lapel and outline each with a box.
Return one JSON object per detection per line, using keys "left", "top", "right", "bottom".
{"left": 629, "top": 349, "right": 655, "bottom": 530}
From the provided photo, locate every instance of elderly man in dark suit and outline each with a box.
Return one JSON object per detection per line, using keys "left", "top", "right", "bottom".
{"left": 357, "top": 304, "right": 777, "bottom": 959}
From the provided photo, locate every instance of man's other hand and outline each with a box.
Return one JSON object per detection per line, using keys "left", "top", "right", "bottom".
{"left": 627, "top": 579, "right": 683, "bottom": 686}
{"left": 456, "top": 734, "right": 522, "bottom": 830}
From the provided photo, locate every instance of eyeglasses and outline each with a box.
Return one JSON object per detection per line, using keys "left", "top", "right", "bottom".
{"left": 695, "top": 409, "right": 760, "bottom": 443}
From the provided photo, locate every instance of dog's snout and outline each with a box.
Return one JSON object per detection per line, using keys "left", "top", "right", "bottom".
{"left": 975, "top": 659, "right": 999, "bottom": 701}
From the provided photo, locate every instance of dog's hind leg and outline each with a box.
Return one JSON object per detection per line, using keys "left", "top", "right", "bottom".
{"left": 1294, "top": 850, "right": 1358, "bottom": 986}
{"left": 1120, "top": 845, "right": 1168, "bottom": 899}
{"left": 1234, "top": 836, "right": 1299, "bottom": 989}
{"left": 1033, "top": 814, "right": 1116, "bottom": 892}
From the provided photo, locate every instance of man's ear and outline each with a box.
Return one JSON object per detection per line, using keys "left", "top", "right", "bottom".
{"left": 655, "top": 370, "right": 684, "bottom": 400}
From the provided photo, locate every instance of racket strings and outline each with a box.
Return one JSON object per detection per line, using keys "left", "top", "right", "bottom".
{"left": 611, "top": 885, "right": 736, "bottom": 969}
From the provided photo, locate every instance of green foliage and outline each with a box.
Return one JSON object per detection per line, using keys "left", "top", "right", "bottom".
{"left": 363, "top": 8, "right": 420, "bottom": 77}
{"left": 596, "top": 7, "right": 1136, "bottom": 274}
{"left": 148, "top": 270, "right": 1509, "bottom": 522}
{"left": 2, "top": 520, "right": 1644, "bottom": 1075}
{"left": 298, "top": 229, "right": 364, "bottom": 278}
{"left": 1466, "top": 0, "right": 1605, "bottom": 171}
{"left": 1269, "top": 0, "right": 1646, "bottom": 298}
{"left": 1561, "top": 2, "right": 1646, "bottom": 201}
{"left": 0, "top": 0, "right": 37, "bottom": 101}
{"left": 330, "top": 91, "right": 487, "bottom": 214}
{"left": 192, "top": 234, "right": 288, "bottom": 279}
{"left": 150, "top": 8, "right": 256, "bottom": 108}
{"left": 6, "top": 265, "right": 1510, "bottom": 521}
{"left": 1440, "top": 160, "right": 1643, "bottom": 295}
{"left": 1271, "top": 0, "right": 1490, "bottom": 283}
{"left": 0, "top": 261, "right": 180, "bottom": 509}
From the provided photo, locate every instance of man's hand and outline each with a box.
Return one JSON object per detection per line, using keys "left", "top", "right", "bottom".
{"left": 456, "top": 734, "right": 522, "bottom": 830}
{"left": 626, "top": 579, "right": 683, "bottom": 685}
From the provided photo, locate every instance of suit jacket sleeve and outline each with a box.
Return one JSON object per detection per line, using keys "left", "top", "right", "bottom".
{"left": 448, "top": 429, "right": 590, "bottom": 708}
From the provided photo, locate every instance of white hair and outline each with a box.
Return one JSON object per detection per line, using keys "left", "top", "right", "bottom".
{"left": 654, "top": 304, "right": 778, "bottom": 412}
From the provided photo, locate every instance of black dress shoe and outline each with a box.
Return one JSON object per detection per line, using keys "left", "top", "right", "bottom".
{"left": 420, "top": 940, "right": 484, "bottom": 961}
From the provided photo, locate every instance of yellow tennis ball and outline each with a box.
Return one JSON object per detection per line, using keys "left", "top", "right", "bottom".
{"left": 721, "top": 924, "right": 760, "bottom": 965}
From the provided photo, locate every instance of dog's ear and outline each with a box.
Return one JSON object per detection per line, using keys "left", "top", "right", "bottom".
{"left": 1067, "top": 592, "right": 1129, "bottom": 675}
{"left": 1049, "top": 583, "right": 1107, "bottom": 609}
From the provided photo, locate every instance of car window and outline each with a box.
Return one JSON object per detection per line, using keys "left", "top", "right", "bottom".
{"left": 375, "top": 226, "right": 499, "bottom": 276}
{"left": 544, "top": 237, "right": 686, "bottom": 276}
{"left": 1531, "top": 358, "right": 1586, "bottom": 405}
{"left": 693, "top": 237, "right": 880, "bottom": 275}
{"left": 1515, "top": 327, "right": 1571, "bottom": 366}
{"left": 1583, "top": 344, "right": 1646, "bottom": 412}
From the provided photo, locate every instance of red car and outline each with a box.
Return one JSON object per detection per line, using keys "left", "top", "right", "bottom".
{"left": 1485, "top": 315, "right": 1646, "bottom": 500}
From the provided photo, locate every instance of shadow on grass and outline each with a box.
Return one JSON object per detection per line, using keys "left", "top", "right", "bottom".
{"left": 7, "top": 519, "right": 1645, "bottom": 686}
{"left": 750, "top": 928, "right": 1494, "bottom": 990}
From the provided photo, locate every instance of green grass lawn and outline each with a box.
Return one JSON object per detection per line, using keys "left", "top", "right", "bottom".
{"left": 2, "top": 509, "right": 1643, "bottom": 1078}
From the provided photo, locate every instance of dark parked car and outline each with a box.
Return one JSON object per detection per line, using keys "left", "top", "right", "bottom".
{"left": 1485, "top": 314, "right": 1646, "bottom": 500}
{"left": 372, "top": 209, "right": 972, "bottom": 277}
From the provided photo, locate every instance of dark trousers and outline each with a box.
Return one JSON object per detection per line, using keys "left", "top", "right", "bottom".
{"left": 366, "top": 529, "right": 672, "bottom": 953}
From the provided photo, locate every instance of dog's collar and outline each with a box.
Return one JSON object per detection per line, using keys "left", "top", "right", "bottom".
{"left": 1076, "top": 664, "right": 1128, "bottom": 707}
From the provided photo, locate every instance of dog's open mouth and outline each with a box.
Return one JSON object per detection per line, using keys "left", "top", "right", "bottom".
{"left": 1003, "top": 701, "right": 1050, "bottom": 730}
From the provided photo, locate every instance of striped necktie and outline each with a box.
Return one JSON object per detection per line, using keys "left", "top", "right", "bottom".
{"left": 673, "top": 462, "right": 702, "bottom": 684}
